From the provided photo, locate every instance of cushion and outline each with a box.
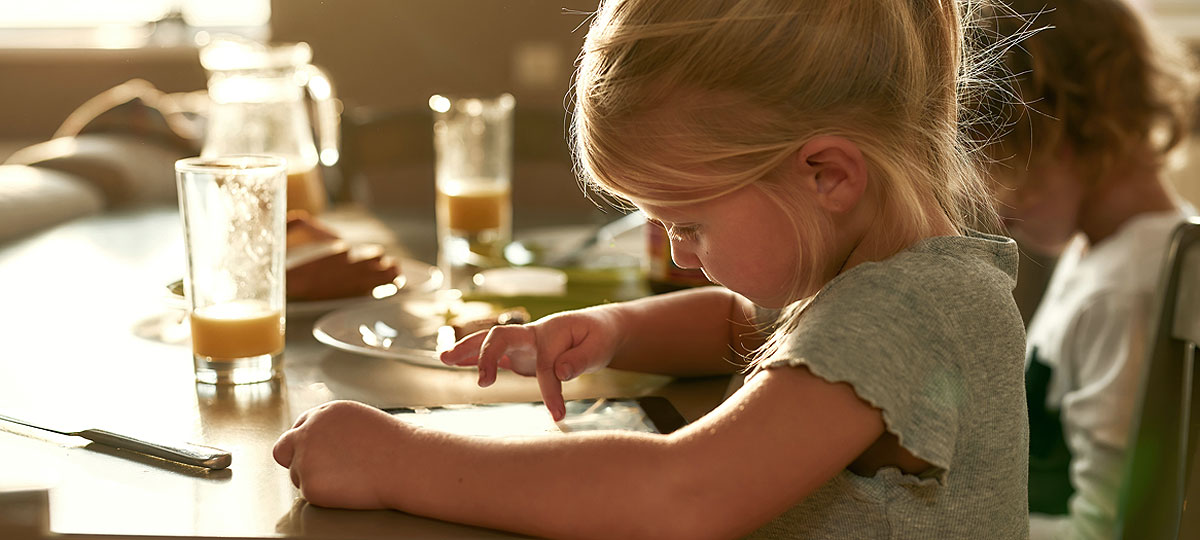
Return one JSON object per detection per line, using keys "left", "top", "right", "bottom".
{"left": 0, "top": 164, "right": 104, "bottom": 244}
{"left": 4, "top": 134, "right": 186, "bottom": 208}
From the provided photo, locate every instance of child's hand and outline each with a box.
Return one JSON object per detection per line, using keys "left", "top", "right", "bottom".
{"left": 438, "top": 307, "right": 623, "bottom": 420}
{"left": 272, "top": 400, "right": 410, "bottom": 510}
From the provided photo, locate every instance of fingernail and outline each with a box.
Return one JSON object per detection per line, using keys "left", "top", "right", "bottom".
{"left": 556, "top": 363, "right": 573, "bottom": 381}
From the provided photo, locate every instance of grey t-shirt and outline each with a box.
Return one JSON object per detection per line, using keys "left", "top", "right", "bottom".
{"left": 746, "top": 231, "right": 1029, "bottom": 539}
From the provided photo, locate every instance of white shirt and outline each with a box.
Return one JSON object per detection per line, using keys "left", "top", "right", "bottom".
{"left": 1026, "top": 206, "right": 1195, "bottom": 540}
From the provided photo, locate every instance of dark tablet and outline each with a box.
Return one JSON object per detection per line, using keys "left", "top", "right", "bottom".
{"left": 385, "top": 396, "right": 687, "bottom": 437}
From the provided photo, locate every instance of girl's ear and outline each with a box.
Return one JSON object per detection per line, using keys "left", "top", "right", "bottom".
{"left": 793, "top": 136, "right": 868, "bottom": 214}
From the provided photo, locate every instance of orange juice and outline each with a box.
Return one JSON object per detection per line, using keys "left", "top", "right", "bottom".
{"left": 437, "top": 184, "right": 511, "bottom": 233}
{"left": 287, "top": 168, "right": 326, "bottom": 215}
{"left": 190, "top": 301, "right": 284, "bottom": 360}
{"left": 435, "top": 180, "right": 512, "bottom": 289}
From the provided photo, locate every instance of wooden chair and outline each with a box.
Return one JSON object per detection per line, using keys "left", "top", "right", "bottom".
{"left": 1117, "top": 217, "right": 1200, "bottom": 539}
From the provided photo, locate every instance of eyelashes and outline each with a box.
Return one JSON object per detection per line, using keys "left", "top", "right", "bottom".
{"left": 668, "top": 224, "right": 701, "bottom": 242}
{"left": 648, "top": 218, "right": 701, "bottom": 243}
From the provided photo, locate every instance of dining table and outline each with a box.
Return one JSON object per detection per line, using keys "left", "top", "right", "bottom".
{"left": 0, "top": 204, "right": 732, "bottom": 539}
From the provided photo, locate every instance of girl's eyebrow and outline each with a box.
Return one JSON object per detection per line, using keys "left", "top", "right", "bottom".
{"left": 639, "top": 213, "right": 668, "bottom": 228}
{"left": 640, "top": 205, "right": 696, "bottom": 228}
{"left": 649, "top": 217, "right": 691, "bottom": 231}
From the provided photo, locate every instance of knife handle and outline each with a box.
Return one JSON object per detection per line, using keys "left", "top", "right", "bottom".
{"left": 77, "top": 429, "right": 232, "bottom": 470}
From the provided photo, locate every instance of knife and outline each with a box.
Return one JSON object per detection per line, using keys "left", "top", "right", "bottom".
{"left": 544, "top": 211, "right": 647, "bottom": 268}
{"left": 0, "top": 413, "right": 231, "bottom": 470}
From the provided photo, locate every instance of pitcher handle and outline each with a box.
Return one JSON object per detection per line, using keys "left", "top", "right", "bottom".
{"left": 302, "top": 63, "right": 341, "bottom": 168}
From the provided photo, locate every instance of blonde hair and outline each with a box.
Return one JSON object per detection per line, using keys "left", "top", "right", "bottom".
{"left": 983, "top": 0, "right": 1199, "bottom": 184}
{"left": 569, "top": 0, "right": 1008, "bottom": 365}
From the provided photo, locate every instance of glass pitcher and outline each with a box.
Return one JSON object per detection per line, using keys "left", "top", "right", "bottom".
{"left": 199, "top": 36, "right": 339, "bottom": 216}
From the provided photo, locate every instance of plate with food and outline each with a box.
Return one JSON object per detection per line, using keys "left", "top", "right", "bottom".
{"left": 166, "top": 252, "right": 442, "bottom": 317}
{"left": 167, "top": 213, "right": 442, "bottom": 316}
{"left": 312, "top": 292, "right": 532, "bottom": 369}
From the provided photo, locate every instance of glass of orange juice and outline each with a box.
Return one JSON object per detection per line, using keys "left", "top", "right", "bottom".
{"left": 176, "top": 155, "right": 288, "bottom": 384}
{"left": 430, "top": 93, "right": 515, "bottom": 291}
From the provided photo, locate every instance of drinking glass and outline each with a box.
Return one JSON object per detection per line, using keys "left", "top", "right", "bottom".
{"left": 429, "top": 93, "right": 515, "bottom": 291}
{"left": 176, "top": 155, "right": 288, "bottom": 384}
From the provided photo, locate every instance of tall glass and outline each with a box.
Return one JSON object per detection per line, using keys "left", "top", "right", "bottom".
{"left": 176, "top": 155, "right": 288, "bottom": 385}
{"left": 429, "top": 93, "right": 515, "bottom": 291}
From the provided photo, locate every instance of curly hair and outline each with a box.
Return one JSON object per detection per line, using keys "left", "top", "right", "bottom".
{"left": 983, "top": 0, "right": 1199, "bottom": 184}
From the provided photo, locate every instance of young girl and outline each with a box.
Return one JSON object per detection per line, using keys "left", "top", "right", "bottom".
{"left": 274, "top": 1, "right": 1029, "bottom": 537}
{"left": 982, "top": 1, "right": 1199, "bottom": 538}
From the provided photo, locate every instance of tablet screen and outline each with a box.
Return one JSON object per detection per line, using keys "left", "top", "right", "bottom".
{"left": 387, "top": 398, "right": 674, "bottom": 437}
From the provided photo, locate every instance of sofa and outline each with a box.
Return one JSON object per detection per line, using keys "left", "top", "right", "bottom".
{"left": 0, "top": 80, "right": 202, "bottom": 245}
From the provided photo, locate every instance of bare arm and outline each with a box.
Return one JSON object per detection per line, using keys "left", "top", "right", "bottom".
{"left": 274, "top": 365, "right": 884, "bottom": 540}
{"left": 605, "top": 286, "right": 764, "bottom": 375}
{"left": 440, "top": 286, "right": 766, "bottom": 419}
{"left": 442, "top": 286, "right": 764, "bottom": 378}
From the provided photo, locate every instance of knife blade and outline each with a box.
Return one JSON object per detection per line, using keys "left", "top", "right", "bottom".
{"left": 0, "top": 413, "right": 231, "bottom": 470}
{"left": 543, "top": 211, "right": 647, "bottom": 268}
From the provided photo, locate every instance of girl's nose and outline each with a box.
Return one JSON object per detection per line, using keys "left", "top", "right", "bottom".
{"left": 669, "top": 240, "right": 702, "bottom": 269}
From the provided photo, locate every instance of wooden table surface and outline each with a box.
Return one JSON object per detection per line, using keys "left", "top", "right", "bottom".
{"left": 0, "top": 206, "right": 729, "bottom": 539}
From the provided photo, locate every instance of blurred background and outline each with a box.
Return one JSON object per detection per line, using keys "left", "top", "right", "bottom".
{"left": 0, "top": 0, "right": 1196, "bottom": 234}
{"left": 0, "top": 0, "right": 609, "bottom": 230}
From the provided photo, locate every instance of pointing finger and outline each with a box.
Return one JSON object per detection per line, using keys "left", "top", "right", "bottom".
{"left": 536, "top": 358, "right": 566, "bottom": 421}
